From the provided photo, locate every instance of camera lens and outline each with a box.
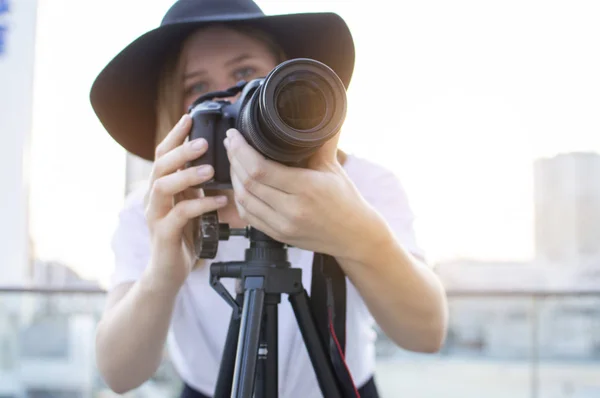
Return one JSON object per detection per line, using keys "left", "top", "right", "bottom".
{"left": 237, "top": 58, "right": 347, "bottom": 165}
{"left": 275, "top": 78, "right": 327, "bottom": 132}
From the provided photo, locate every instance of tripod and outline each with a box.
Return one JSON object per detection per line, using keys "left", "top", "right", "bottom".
{"left": 207, "top": 226, "right": 345, "bottom": 398}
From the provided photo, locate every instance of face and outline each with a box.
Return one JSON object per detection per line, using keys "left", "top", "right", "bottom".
{"left": 179, "top": 25, "right": 280, "bottom": 227}
{"left": 180, "top": 25, "right": 280, "bottom": 112}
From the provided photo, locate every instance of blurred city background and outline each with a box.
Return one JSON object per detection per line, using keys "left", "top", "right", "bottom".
{"left": 2, "top": 0, "right": 600, "bottom": 397}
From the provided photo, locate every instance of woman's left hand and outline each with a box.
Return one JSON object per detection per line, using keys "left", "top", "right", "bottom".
{"left": 223, "top": 128, "right": 382, "bottom": 262}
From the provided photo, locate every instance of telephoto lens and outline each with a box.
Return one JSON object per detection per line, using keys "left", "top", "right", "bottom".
{"left": 237, "top": 58, "right": 347, "bottom": 165}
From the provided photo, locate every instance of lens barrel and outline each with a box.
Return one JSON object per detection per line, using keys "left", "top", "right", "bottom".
{"left": 238, "top": 58, "right": 347, "bottom": 165}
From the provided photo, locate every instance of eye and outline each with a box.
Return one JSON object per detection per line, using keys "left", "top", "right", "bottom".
{"left": 233, "top": 67, "right": 256, "bottom": 81}
{"left": 186, "top": 82, "right": 209, "bottom": 96}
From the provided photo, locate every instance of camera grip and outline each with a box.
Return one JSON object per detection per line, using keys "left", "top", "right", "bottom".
{"left": 188, "top": 111, "right": 218, "bottom": 188}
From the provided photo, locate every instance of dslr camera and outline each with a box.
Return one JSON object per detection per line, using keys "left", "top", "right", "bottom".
{"left": 187, "top": 58, "right": 348, "bottom": 191}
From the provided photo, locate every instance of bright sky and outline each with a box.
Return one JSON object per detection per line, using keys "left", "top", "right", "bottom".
{"left": 28, "top": 0, "right": 600, "bottom": 285}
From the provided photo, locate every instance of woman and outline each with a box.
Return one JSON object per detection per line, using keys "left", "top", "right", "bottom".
{"left": 90, "top": 0, "right": 449, "bottom": 397}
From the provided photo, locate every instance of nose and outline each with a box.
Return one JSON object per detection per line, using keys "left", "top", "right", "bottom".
{"left": 213, "top": 79, "right": 244, "bottom": 103}
{"left": 185, "top": 79, "right": 245, "bottom": 112}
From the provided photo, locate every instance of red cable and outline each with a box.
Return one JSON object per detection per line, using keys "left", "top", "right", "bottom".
{"left": 328, "top": 308, "right": 360, "bottom": 398}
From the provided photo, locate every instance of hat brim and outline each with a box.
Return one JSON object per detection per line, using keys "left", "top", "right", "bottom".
{"left": 89, "top": 12, "right": 355, "bottom": 162}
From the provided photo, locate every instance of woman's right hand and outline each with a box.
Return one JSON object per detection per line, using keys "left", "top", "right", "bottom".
{"left": 144, "top": 114, "right": 228, "bottom": 290}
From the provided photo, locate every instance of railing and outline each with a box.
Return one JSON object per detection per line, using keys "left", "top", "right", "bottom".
{"left": 1, "top": 286, "right": 599, "bottom": 398}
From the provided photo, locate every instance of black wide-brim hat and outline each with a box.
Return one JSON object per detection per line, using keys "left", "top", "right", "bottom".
{"left": 89, "top": 0, "right": 355, "bottom": 162}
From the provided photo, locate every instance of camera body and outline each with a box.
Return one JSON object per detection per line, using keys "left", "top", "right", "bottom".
{"left": 187, "top": 79, "right": 260, "bottom": 191}
{"left": 187, "top": 58, "right": 347, "bottom": 191}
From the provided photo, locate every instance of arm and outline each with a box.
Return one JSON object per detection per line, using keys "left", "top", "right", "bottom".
{"left": 95, "top": 272, "right": 180, "bottom": 393}
{"left": 96, "top": 114, "right": 228, "bottom": 393}
{"left": 223, "top": 128, "right": 448, "bottom": 352}
{"left": 335, "top": 214, "right": 448, "bottom": 353}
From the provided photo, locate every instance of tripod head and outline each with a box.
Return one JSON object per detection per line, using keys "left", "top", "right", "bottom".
{"left": 193, "top": 210, "right": 246, "bottom": 259}
{"left": 194, "top": 210, "right": 290, "bottom": 259}
{"left": 195, "top": 211, "right": 297, "bottom": 315}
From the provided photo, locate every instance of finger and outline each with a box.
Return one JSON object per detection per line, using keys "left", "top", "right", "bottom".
{"left": 224, "top": 129, "right": 302, "bottom": 193}
{"left": 151, "top": 137, "right": 208, "bottom": 182}
{"left": 154, "top": 114, "right": 192, "bottom": 159}
{"left": 230, "top": 171, "right": 288, "bottom": 235}
{"left": 229, "top": 180, "right": 281, "bottom": 241}
{"left": 228, "top": 152, "right": 290, "bottom": 211}
{"left": 158, "top": 196, "right": 228, "bottom": 243}
{"left": 146, "top": 165, "right": 215, "bottom": 221}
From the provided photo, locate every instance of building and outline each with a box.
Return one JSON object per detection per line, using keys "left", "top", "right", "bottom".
{"left": 0, "top": 256, "right": 182, "bottom": 397}
{"left": 425, "top": 258, "right": 600, "bottom": 361}
{"left": 534, "top": 152, "right": 600, "bottom": 267}
{"left": 0, "top": 0, "right": 37, "bottom": 286}
{"left": 0, "top": 259, "right": 100, "bottom": 398}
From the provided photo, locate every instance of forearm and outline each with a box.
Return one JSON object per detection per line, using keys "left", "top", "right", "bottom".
{"left": 337, "top": 221, "right": 448, "bottom": 353}
{"left": 95, "top": 269, "right": 180, "bottom": 393}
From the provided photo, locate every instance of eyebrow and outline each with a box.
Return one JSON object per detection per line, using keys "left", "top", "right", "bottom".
{"left": 183, "top": 54, "right": 254, "bottom": 82}
{"left": 225, "top": 53, "right": 253, "bottom": 67}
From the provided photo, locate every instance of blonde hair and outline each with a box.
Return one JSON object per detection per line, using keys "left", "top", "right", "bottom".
{"left": 154, "top": 23, "right": 287, "bottom": 147}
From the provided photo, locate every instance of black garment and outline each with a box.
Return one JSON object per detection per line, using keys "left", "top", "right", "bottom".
{"left": 180, "top": 376, "right": 380, "bottom": 398}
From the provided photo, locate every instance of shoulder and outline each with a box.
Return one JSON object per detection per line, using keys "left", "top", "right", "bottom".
{"left": 109, "top": 185, "right": 151, "bottom": 289}
{"left": 343, "top": 153, "right": 410, "bottom": 205}
{"left": 343, "top": 151, "right": 393, "bottom": 175}
{"left": 112, "top": 184, "right": 149, "bottom": 244}
{"left": 343, "top": 153, "right": 426, "bottom": 260}
{"left": 118, "top": 184, "right": 147, "bottom": 218}
{"left": 344, "top": 153, "right": 401, "bottom": 183}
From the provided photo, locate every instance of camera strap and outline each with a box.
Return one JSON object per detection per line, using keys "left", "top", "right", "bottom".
{"left": 310, "top": 253, "right": 360, "bottom": 398}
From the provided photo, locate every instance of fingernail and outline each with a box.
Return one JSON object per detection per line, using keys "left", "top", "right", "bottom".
{"left": 226, "top": 129, "right": 235, "bottom": 138}
{"left": 216, "top": 196, "right": 228, "bottom": 205}
{"left": 191, "top": 138, "right": 206, "bottom": 150}
{"left": 178, "top": 114, "right": 188, "bottom": 127}
{"left": 223, "top": 138, "right": 229, "bottom": 149}
{"left": 197, "top": 165, "right": 212, "bottom": 176}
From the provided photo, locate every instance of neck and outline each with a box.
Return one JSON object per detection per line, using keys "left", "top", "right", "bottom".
{"left": 337, "top": 149, "right": 347, "bottom": 166}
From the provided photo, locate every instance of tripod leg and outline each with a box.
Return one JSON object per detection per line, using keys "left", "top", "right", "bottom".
{"left": 214, "top": 293, "right": 244, "bottom": 398}
{"left": 289, "top": 290, "right": 342, "bottom": 398}
{"left": 264, "top": 298, "right": 279, "bottom": 398}
{"left": 232, "top": 278, "right": 265, "bottom": 398}
{"left": 254, "top": 296, "right": 279, "bottom": 398}
{"left": 255, "top": 327, "right": 265, "bottom": 398}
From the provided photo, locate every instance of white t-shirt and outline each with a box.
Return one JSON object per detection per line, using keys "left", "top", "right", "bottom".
{"left": 109, "top": 153, "right": 425, "bottom": 397}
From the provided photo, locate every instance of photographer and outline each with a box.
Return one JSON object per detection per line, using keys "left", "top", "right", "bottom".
{"left": 90, "top": 0, "right": 449, "bottom": 397}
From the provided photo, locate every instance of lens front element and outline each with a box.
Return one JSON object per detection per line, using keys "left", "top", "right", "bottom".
{"left": 276, "top": 78, "right": 328, "bottom": 132}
